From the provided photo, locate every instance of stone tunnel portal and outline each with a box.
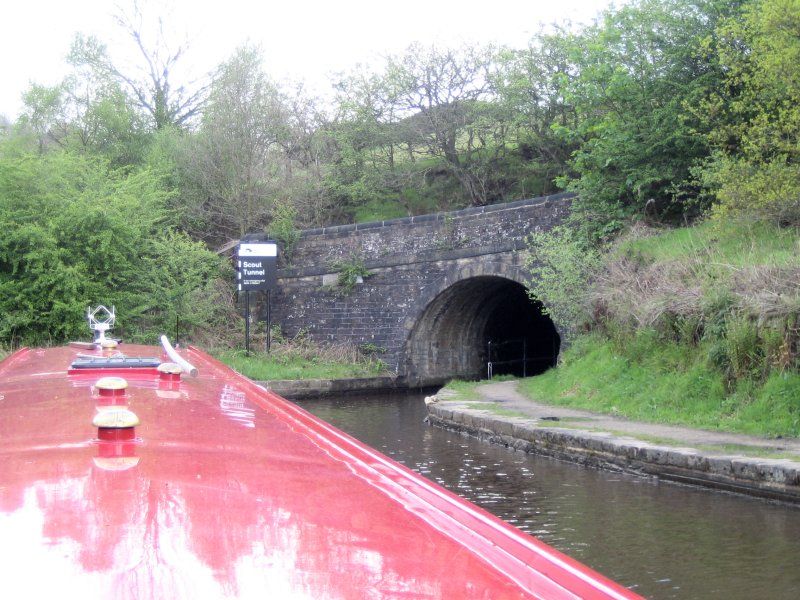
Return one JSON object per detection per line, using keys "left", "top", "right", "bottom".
{"left": 406, "top": 276, "right": 560, "bottom": 385}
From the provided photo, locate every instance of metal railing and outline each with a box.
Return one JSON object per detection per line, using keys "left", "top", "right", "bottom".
{"left": 486, "top": 338, "right": 556, "bottom": 379}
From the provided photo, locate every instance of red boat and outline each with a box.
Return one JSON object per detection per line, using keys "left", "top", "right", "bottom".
{"left": 0, "top": 334, "right": 641, "bottom": 599}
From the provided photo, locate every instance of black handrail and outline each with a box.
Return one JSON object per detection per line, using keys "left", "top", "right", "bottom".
{"left": 486, "top": 338, "right": 555, "bottom": 379}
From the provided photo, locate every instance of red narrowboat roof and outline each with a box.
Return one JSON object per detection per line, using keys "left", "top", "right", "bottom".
{"left": 0, "top": 345, "right": 640, "bottom": 599}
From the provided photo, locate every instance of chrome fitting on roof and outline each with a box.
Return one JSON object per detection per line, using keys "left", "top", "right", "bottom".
{"left": 87, "top": 305, "right": 116, "bottom": 346}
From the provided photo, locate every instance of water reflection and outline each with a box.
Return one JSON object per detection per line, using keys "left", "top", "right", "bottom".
{"left": 0, "top": 384, "right": 537, "bottom": 599}
{"left": 297, "top": 393, "right": 800, "bottom": 600}
{"left": 219, "top": 384, "right": 256, "bottom": 428}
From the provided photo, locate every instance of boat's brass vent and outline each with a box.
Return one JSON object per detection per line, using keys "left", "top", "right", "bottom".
{"left": 93, "top": 408, "right": 139, "bottom": 430}
{"left": 95, "top": 376, "right": 129, "bottom": 396}
{"left": 157, "top": 362, "right": 182, "bottom": 381}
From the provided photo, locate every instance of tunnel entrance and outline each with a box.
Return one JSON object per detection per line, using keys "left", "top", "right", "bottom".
{"left": 484, "top": 287, "right": 558, "bottom": 378}
{"left": 405, "top": 276, "right": 560, "bottom": 385}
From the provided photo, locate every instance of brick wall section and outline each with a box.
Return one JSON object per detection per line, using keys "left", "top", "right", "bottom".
{"left": 270, "top": 193, "right": 572, "bottom": 383}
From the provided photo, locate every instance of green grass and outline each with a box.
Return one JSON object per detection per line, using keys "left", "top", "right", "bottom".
{"left": 617, "top": 220, "right": 800, "bottom": 268}
{"left": 441, "top": 379, "right": 481, "bottom": 401}
{"left": 354, "top": 199, "right": 409, "bottom": 223}
{"left": 215, "top": 349, "right": 388, "bottom": 381}
{"left": 531, "top": 218, "right": 800, "bottom": 439}
{"left": 519, "top": 332, "right": 800, "bottom": 438}
{"left": 352, "top": 185, "right": 451, "bottom": 224}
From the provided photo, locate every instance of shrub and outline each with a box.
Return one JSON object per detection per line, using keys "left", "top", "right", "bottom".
{"left": 330, "top": 256, "right": 372, "bottom": 296}
{"left": 524, "top": 225, "right": 603, "bottom": 332}
{"left": 0, "top": 147, "right": 229, "bottom": 346}
{"left": 268, "top": 199, "right": 300, "bottom": 265}
{"left": 701, "top": 156, "right": 800, "bottom": 225}
{"left": 723, "top": 316, "right": 763, "bottom": 382}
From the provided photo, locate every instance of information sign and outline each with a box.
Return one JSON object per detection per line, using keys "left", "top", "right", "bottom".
{"left": 236, "top": 241, "right": 277, "bottom": 291}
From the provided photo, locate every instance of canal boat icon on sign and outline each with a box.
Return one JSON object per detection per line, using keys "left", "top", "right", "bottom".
{"left": 236, "top": 239, "right": 277, "bottom": 292}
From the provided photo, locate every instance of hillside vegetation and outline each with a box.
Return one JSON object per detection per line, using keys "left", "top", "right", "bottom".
{"left": 1, "top": 0, "right": 799, "bottom": 416}
{"left": 515, "top": 0, "right": 800, "bottom": 437}
{"left": 523, "top": 220, "right": 800, "bottom": 437}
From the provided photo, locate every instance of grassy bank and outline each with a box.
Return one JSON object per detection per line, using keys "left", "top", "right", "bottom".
{"left": 519, "top": 218, "right": 800, "bottom": 438}
{"left": 215, "top": 349, "right": 388, "bottom": 381}
{"left": 518, "top": 333, "right": 800, "bottom": 438}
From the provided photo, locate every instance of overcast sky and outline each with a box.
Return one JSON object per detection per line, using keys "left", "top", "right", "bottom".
{"left": 1, "top": 0, "right": 614, "bottom": 120}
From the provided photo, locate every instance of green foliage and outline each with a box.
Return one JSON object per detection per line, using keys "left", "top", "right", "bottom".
{"left": 520, "top": 331, "right": 800, "bottom": 437}
{"left": 0, "top": 144, "right": 229, "bottom": 346}
{"left": 19, "top": 72, "right": 150, "bottom": 168}
{"left": 318, "top": 0, "right": 744, "bottom": 229}
{"left": 330, "top": 256, "right": 373, "bottom": 296}
{"left": 326, "top": 43, "right": 539, "bottom": 217}
{"left": 700, "top": 155, "right": 800, "bottom": 225}
{"left": 524, "top": 225, "right": 603, "bottom": 331}
{"left": 358, "top": 342, "right": 386, "bottom": 356}
{"left": 267, "top": 199, "right": 300, "bottom": 264}
{"left": 127, "top": 230, "right": 234, "bottom": 344}
{"left": 695, "top": 0, "right": 800, "bottom": 224}
{"left": 492, "top": 39, "right": 576, "bottom": 197}
{"left": 178, "top": 45, "right": 287, "bottom": 242}
{"left": 552, "top": 0, "right": 739, "bottom": 234}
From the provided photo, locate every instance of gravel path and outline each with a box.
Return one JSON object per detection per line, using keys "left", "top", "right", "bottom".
{"left": 473, "top": 380, "right": 800, "bottom": 458}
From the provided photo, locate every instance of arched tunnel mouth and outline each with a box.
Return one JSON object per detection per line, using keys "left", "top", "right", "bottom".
{"left": 406, "top": 276, "right": 560, "bottom": 385}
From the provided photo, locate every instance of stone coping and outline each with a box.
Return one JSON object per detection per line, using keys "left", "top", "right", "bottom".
{"left": 257, "top": 376, "right": 411, "bottom": 400}
{"left": 426, "top": 401, "right": 800, "bottom": 504}
{"left": 299, "top": 192, "right": 573, "bottom": 238}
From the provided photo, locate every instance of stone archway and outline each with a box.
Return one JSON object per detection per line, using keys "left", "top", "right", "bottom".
{"left": 404, "top": 275, "right": 560, "bottom": 385}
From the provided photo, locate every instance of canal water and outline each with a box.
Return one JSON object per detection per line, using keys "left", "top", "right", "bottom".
{"left": 296, "top": 392, "right": 800, "bottom": 599}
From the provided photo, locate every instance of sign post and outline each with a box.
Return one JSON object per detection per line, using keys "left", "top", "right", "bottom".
{"left": 236, "top": 236, "right": 278, "bottom": 355}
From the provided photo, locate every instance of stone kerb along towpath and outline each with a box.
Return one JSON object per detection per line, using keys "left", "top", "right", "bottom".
{"left": 425, "top": 380, "right": 800, "bottom": 503}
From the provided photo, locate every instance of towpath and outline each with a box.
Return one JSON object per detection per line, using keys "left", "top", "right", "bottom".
{"left": 425, "top": 380, "right": 800, "bottom": 502}
{"left": 472, "top": 380, "right": 800, "bottom": 459}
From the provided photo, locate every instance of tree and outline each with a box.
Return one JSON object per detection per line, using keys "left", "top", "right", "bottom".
{"left": 0, "top": 140, "right": 228, "bottom": 345}
{"left": 272, "top": 84, "right": 335, "bottom": 228}
{"left": 696, "top": 0, "right": 800, "bottom": 224}
{"left": 552, "top": 0, "right": 740, "bottom": 236}
{"left": 19, "top": 75, "right": 149, "bottom": 167}
{"left": 327, "top": 65, "right": 408, "bottom": 215}
{"left": 68, "top": 1, "right": 207, "bottom": 130}
{"left": 178, "top": 46, "right": 289, "bottom": 242}
{"left": 384, "top": 43, "right": 503, "bottom": 205}
{"left": 326, "top": 43, "right": 515, "bottom": 215}
{"left": 494, "top": 34, "right": 579, "bottom": 197}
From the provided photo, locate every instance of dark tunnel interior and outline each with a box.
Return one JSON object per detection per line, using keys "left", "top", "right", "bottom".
{"left": 482, "top": 284, "right": 560, "bottom": 378}
{"left": 406, "top": 276, "right": 561, "bottom": 384}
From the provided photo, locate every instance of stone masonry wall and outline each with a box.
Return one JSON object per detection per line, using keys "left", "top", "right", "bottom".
{"left": 285, "top": 192, "right": 572, "bottom": 269}
{"left": 269, "top": 193, "right": 572, "bottom": 382}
